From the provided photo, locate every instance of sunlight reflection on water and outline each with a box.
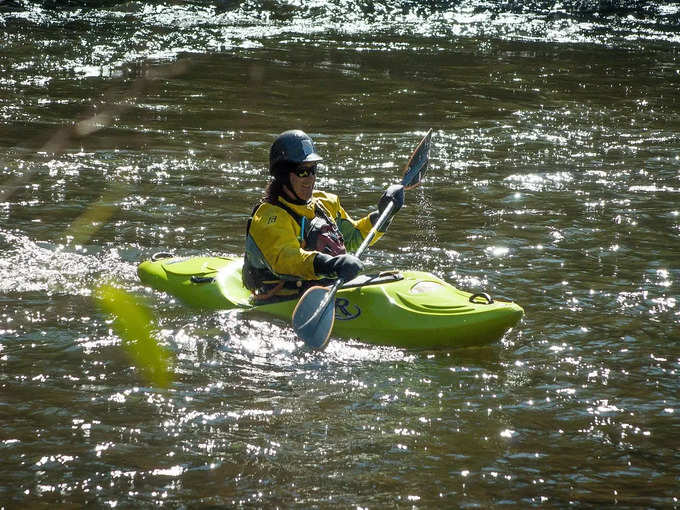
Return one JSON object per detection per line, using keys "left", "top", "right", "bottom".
{"left": 1, "top": 0, "right": 680, "bottom": 507}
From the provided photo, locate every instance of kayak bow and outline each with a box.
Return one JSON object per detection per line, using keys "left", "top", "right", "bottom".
{"left": 137, "top": 255, "right": 523, "bottom": 349}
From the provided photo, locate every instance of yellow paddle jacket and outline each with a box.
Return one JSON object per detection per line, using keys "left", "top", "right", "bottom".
{"left": 244, "top": 191, "right": 381, "bottom": 289}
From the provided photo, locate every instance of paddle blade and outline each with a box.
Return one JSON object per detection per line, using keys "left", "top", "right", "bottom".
{"left": 401, "top": 128, "right": 433, "bottom": 190}
{"left": 292, "top": 286, "right": 336, "bottom": 349}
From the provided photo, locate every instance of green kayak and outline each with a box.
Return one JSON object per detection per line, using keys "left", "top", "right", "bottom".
{"left": 137, "top": 255, "right": 523, "bottom": 349}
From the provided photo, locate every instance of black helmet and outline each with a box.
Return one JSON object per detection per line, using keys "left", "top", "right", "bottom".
{"left": 269, "top": 130, "right": 323, "bottom": 175}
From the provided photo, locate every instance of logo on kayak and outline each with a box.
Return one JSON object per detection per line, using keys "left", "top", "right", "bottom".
{"left": 335, "top": 297, "right": 360, "bottom": 320}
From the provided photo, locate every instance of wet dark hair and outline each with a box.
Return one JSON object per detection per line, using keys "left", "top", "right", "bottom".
{"left": 271, "top": 160, "right": 298, "bottom": 176}
{"left": 263, "top": 179, "right": 285, "bottom": 204}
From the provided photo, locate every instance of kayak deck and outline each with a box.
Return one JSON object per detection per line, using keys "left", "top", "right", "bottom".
{"left": 137, "top": 255, "right": 523, "bottom": 349}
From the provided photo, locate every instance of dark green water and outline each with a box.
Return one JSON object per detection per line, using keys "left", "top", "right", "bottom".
{"left": 1, "top": 1, "right": 679, "bottom": 507}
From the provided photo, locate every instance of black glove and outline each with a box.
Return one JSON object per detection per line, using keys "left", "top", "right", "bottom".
{"left": 371, "top": 184, "right": 405, "bottom": 232}
{"left": 378, "top": 184, "right": 405, "bottom": 216}
{"left": 313, "top": 253, "right": 364, "bottom": 281}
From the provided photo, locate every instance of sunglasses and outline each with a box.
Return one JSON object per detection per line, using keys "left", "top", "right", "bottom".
{"left": 293, "top": 164, "right": 318, "bottom": 178}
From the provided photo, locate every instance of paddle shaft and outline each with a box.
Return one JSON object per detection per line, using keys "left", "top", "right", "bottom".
{"left": 300, "top": 200, "right": 396, "bottom": 328}
{"left": 293, "top": 129, "right": 432, "bottom": 347}
{"left": 356, "top": 200, "right": 395, "bottom": 259}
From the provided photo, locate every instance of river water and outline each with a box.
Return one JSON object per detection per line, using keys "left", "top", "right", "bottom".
{"left": 1, "top": 0, "right": 679, "bottom": 507}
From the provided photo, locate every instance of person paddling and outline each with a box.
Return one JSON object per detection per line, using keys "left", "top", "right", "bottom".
{"left": 243, "top": 129, "right": 404, "bottom": 303}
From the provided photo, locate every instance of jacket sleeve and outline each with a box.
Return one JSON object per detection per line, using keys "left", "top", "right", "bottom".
{"left": 248, "top": 203, "right": 319, "bottom": 281}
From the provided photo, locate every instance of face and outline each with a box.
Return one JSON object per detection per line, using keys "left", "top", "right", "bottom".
{"left": 286, "top": 164, "right": 317, "bottom": 202}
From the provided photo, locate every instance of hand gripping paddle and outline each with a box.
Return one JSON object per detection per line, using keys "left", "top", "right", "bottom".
{"left": 292, "top": 129, "right": 433, "bottom": 349}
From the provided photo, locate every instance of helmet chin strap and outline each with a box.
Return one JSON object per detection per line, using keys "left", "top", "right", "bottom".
{"left": 283, "top": 184, "right": 308, "bottom": 205}
{"left": 276, "top": 174, "right": 309, "bottom": 205}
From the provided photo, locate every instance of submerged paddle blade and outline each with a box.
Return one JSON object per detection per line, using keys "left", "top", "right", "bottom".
{"left": 401, "top": 128, "right": 432, "bottom": 190}
{"left": 292, "top": 286, "right": 336, "bottom": 349}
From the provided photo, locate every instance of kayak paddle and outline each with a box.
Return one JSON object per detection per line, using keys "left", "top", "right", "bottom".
{"left": 292, "top": 128, "right": 433, "bottom": 349}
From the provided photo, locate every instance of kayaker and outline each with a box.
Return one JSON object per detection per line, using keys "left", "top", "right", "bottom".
{"left": 243, "top": 129, "right": 404, "bottom": 303}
